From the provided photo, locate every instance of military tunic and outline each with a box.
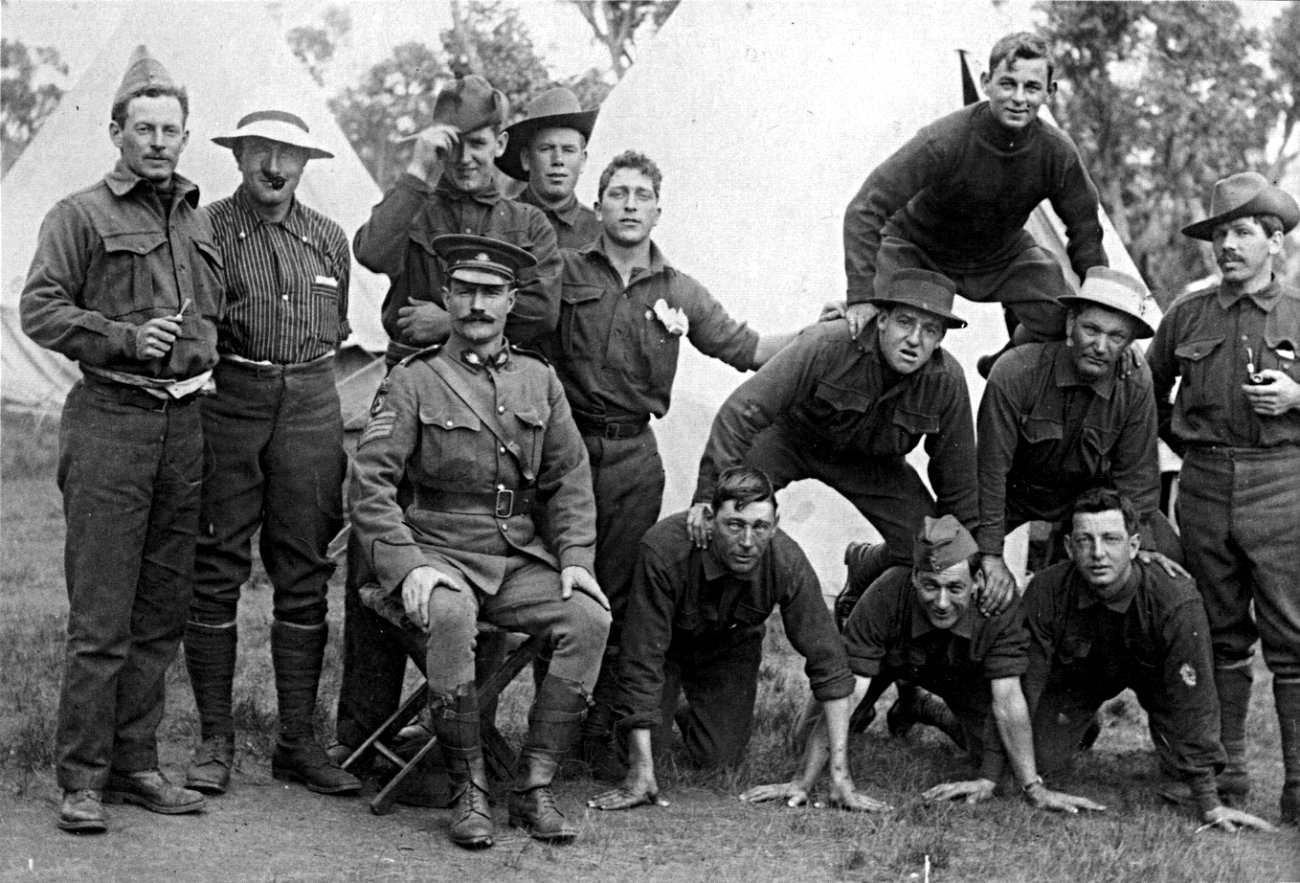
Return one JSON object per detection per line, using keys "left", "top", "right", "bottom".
{"left": 694, "top": 318, "right": 977, "bottom": 563}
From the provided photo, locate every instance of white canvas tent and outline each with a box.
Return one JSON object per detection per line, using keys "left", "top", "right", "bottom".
{"left": 0, "top": 2, "right": 387, "bottom": 426}
{"left": 580, "top": 0, "right": 1156, "bottom": 585}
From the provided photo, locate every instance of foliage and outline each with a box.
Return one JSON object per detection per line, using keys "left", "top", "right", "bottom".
{"left": 286, "top": 5, "right": 352, "bottom": 88}
{"left": 567, "top": 0, "right": 680, "bottom": 77}
{"left": 1, "top": 37, "right": 67, "bottom": 175}
{"left": 1041, "top": 2, "right": 1291, "bottom": 302}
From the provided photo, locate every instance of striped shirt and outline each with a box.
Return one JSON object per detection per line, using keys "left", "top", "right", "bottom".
{"left": 204, "top": 186, "right": 351, "bottom": 364}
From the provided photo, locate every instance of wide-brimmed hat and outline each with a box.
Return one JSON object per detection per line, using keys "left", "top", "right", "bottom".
{"left": 211, "top": 110, "right": 333, "bottom": 160}
{"left": 1059, "top": 267, "right": 1154, "bottom": 339}
{"left": 1182, "top": 171, "right": 1299, "bottom": 241}
{"left": 432, "top": 234, "right": 537, "bottom": 286}
{"left": 913, "top": 515, "right": 979, "bottom": 574}
{"left": 432, "top": 75, "right": 508, "bottom": 134}
{"left": 497, "top": 87, "right": 599, "bottom": 181}
{"left": 113, "top": 45, "right": 179, "bottom": 107}
{"left": 869, "top": 268, "right": 966, "bottom": 329}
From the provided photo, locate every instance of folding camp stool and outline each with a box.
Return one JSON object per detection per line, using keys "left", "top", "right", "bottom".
{"left": 340, "top": 585, "right": 544, "bottom": 815}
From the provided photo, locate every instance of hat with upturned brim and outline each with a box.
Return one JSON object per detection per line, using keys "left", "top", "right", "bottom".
{"left": 1181, "top": 171, "right": 1299, "bottom": 241}
{"left": 211, "top": 110, "right": 333, "bottom": 160}
{"left": 432, "top": 75, "right": 509, "bottom": 135}
{"left": 432, "top": 234, "right": 537, "bottom": 286}
{"left": 496, "top": 87, "right": 599, "bottom": 181}
{"left": 913, "top": 515, "right": 979, "bottom": 574}
{"left": 113, "top": 45, "right": 179, "bottom": 108}
{"left": 868, "top": 268, "right": 967, "bottom": 329}
{"left": 1058, "top": 266, "right": 1155, "bottom": 339}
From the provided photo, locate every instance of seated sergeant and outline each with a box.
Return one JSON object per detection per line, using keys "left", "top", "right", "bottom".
{"left": 349, "top": 234, "right": 610, "bottom": 850}
{"left": 588, "top": 467, "right": 875, "bottom": 812}
{"left": 1022, "top": 488, "right": 1274, "bottom": 833}
{"left": 747, "top": 516, "right": 1103, "bottom": 814}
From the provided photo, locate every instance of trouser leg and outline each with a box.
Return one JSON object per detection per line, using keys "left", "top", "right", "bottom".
{"left": 1274, "top": 677, "right": 1300, "bottom": 825}
{"left": 54, "top": 384, "right": 202, "bottom": 789}
{"left": 1031, "top": 690, "right": 1099, "bottom": 778}
{"left": 677, "top": 636, "right": 763, "bottom": 768}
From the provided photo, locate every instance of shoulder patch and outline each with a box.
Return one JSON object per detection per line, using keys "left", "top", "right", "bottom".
{"left": 1179, "top": 662, "right": 1198, "bottom": 688}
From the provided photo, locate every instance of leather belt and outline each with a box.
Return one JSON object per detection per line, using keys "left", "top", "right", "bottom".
{"left": 572, "top": 412, "right": 650, "bottom": 440}
{"left": 414, "top": 487, "right": 537, "bottom": 517}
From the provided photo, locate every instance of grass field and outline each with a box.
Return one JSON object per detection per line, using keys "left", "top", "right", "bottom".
{"left": 1, "top": 407, "right": 1296, "bottom": 882}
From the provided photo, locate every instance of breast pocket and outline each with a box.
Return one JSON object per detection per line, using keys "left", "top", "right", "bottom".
{"left": 875, "top": 406, "right": 940, "bottom": 456}
{"left": 99, "top": 231, "right": 167, "bottom": 317}
{"left": 811, "top": 380, "right": 872, "bottom": 444}
{"left": 559, "top": 284, "right": 605, "bottom": 358}
{"left": 311, "top": 276, "right": 342, "bottom": 344}
{"left": 634, "top": 308, "right": 681, "bottom": 393}
{"left": 1173, "top": 336, "right": 1225, "bottom": 415}
{"left": 418, "top": 402, "right": 483, "bottom": 483}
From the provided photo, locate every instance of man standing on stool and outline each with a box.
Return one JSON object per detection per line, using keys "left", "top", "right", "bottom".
{"left": 350, "top": 234, "right": 609, "bottom": 849}
{"left": 1148, "top": 171, "right": 1300, "bottom": 826}
{"left": 182, "top": 110, "right": 359, "bottom": 797}
{"left": 20, "top": 46, "right": 220, "bottom": 832}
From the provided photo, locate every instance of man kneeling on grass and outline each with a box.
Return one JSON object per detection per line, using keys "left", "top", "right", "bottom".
{"left": 1022, "top": 488, "right": 1275, "bottom": 833}
{"left": 745, "top": 515, "right": 1103, "bottom": 815}
{"left": 588, "top": 467, "right": 882, "bottom": 812}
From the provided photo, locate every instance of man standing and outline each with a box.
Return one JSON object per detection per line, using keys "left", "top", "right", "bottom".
{"left": 497, "top": 87, "right": 602, "bottom": 249}
{"left": 353, "top": 74, "right": 560, "bottom": 364}
{"left": 746, "top": 516, "right": 1103, "bottom": 816}
{"left": 19, "top": 46, "right": 219, "bottom": 832}
{"left": 689, "top": 268, "right": 976, "bottom": 569}
{"left": 335, "top": 75, "right": 563, "bottom": 762}
{"left": 1022, "top": 489, "right": 1274, "bottom": 833}
{"left": 975, "top": 266, "right": 1184, "bottom": 608}
{"left": 841, "top": 32, "right": 1106, "bottom": 371}
{"left": 587, "top": 468, "right": 871, "bottom": 812}
{"left": 350, "top": 234, "right": 610, "bottom": 849}
{"left": 1147, "top": 171, "right": 1300, "bottom": 825}
{"left": 540, "top": 150, "right": 798, "bottom": 757}
{"left": 181, "top": 111, "right": 359, "bottom": 797}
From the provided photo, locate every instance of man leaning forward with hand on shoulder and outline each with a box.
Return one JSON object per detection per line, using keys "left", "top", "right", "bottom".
{"left": 20, "top": 46, "right": 221, "bottom": 833}
{"left": 349, "top": 234, "right": 609, "bottom": 849}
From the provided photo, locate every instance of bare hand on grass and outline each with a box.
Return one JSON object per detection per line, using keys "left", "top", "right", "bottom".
{"left": 1027, "top": 787, "right": 1107, "bottom": 815}
{"left": 923, "top": 778, "right": 997, "bottom": 805}
{"left": 588, "top": 769, "right": 667, "bottom": 811}
{"left": 1198, "top": 806, "right": 1277, "bottom": 834}
{"left": 740, "top": 781, "right": 891, "bottom": 812}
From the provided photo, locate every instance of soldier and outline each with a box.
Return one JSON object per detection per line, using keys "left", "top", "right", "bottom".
{"left": 349, "top": 234, "right": 610, "bottom": 849}
{"left": 746, "top": 516, "right": 1102, "bottom": 816}
{"left": 496, "top": 86, "right": 602, "bottom": 249}
{"left": 587, "top": 467, "right": 873, "bottom": 811}
{"left": 688, "top": 268, "right": 976, "bottom": 571}
{"left": 335, "top": 75, "right": 563, "bottom": 766}
{"left": 974, "top": 266, "right": 1186, "bottom": 610}
{"left": 1147, "top": 172, "right": 1300, "bottom": 825}
{"left": 20, "top": 46, "right": 219, "bottom": 832}
{"left": 1022, "top": 489, "right": 1274, "bottom": 833}
{"left": 181, "top": 110, "right": 359, "bottom": 798}
{"left": 538, "top": 150, "right": 799, "bottom": 762}
{"left": 840, "top": 32, "right": 1106, "bottom": 374}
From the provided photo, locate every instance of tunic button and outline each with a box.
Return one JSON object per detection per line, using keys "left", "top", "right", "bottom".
{"left": 497, "top": 405, "right": 505, "bottom": 414}
{"left": 445, "top": 419, "right": 453, "bottom": 427}
{"left": 500, "top": 523, "right": 509, "bottom": 533}
{"left": 499, "top": 446, "right": 506, "bottom": 454}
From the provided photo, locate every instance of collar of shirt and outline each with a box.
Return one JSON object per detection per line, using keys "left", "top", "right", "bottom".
{"left": 1075, "top": 564, "right": 1138, "bottom": 614}
{"left": 230, "top": 184, "right": 313, "bottom": 237}
{"left": 443, "top": 337, "right": 511, "bottom": 372}
{"left": 1052, "top": 340, "right": 1115, "bottom": 399}
{"left": 1216, "top": 277, "right": 1285, "bottom": 314}
{"left": 908, "top": 592, "right": 975, "bottom": 640}
{"left": 971, "top": 100, "right": 1041, "bottom": 151}
{"left": 577, "top": 235, "right": 676, "bottom": 284}
{"left": 105, "top": 159, "right": 200, "bottom": 208}
{"left": 520, "top": 186, "right": 584, "bottom": 226}
{"left": 435, "top": 173, "right": 501, "bottom": 207}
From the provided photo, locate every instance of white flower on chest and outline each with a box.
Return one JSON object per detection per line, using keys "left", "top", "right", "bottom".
{"left": 651, "top": 298, "right": 689, "bottom": 336}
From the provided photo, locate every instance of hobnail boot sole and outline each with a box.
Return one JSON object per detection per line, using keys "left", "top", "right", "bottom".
{"left": 57, "top": 815, "right": 107, "bottom": 834}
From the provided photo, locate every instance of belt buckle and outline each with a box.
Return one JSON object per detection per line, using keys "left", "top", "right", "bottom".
{"left": 494, "top": 488, "right": 515, "bottom": 518}
{"left": 604, "top": 422, "right": 622, "bottom": 440}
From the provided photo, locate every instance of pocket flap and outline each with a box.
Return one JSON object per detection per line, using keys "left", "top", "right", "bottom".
{"left": 561, "top": 284, "right": 605, "bottom": 305}
{"left": 813, "top": 381, "right": 871, "bottom": 413}
{"left": 418, "top": 403, "right": 481, "bottom": 431}
{"left": 1173, "top": 337, "right": 1224, "bottom": 362}
{"left": 103, "top": 231, "right": 166, "bottom": 255}
{"left": 892, "top": 406, "right": 940, "bottom": 435}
